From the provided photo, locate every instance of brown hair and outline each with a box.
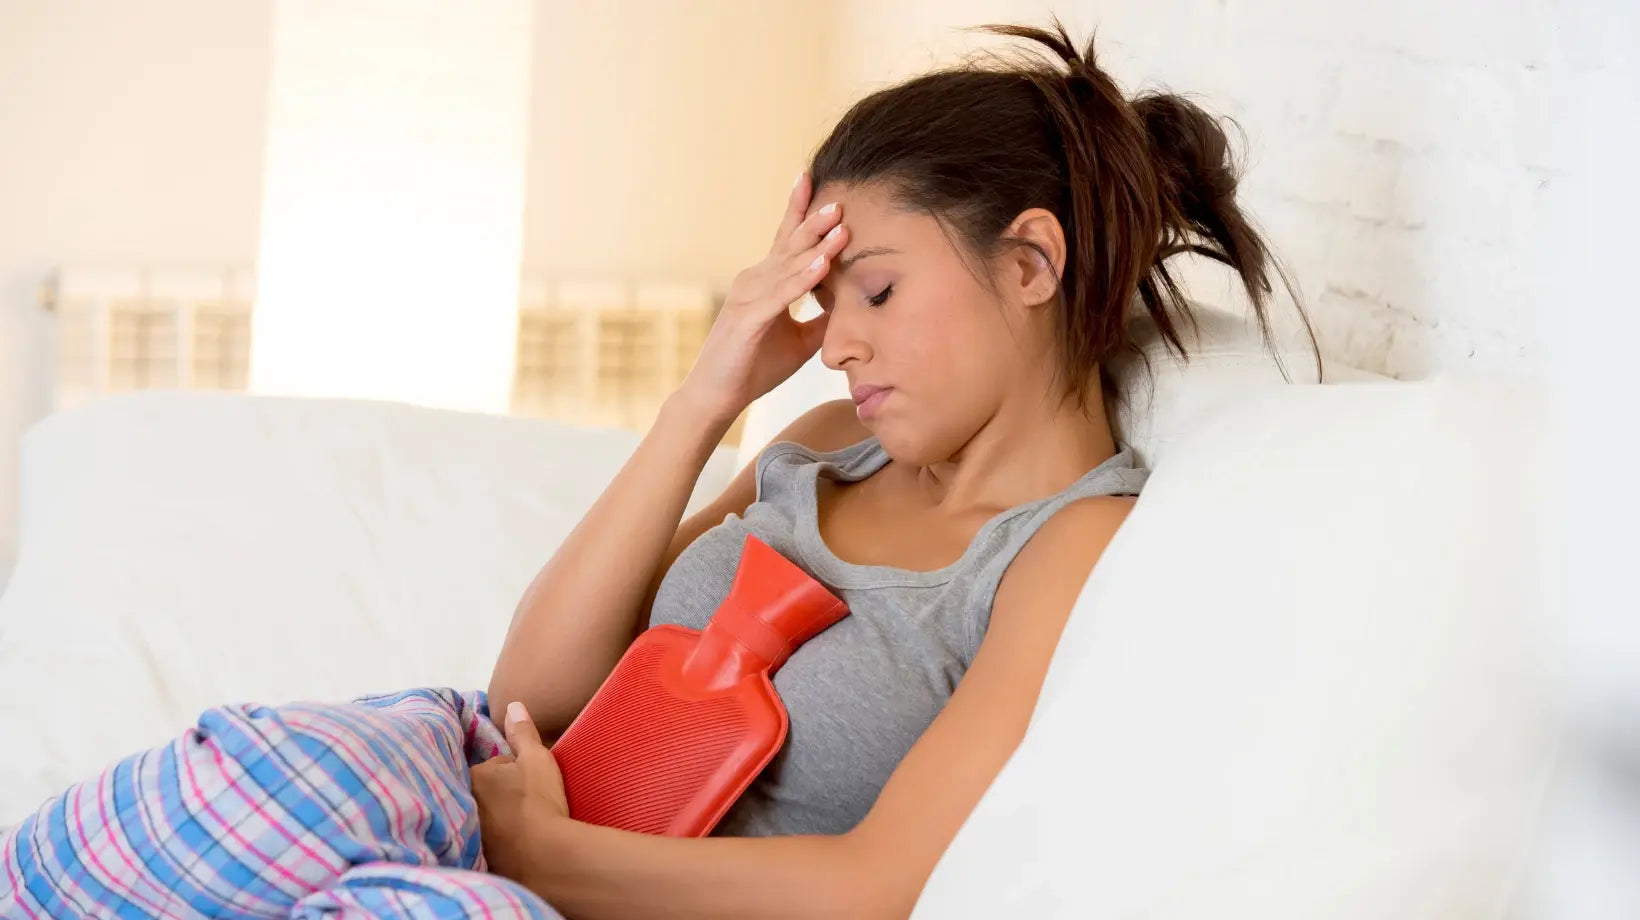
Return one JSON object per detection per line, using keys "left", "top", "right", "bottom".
{"left": 808, "top": 20, "right": 1319, "bottom": 408}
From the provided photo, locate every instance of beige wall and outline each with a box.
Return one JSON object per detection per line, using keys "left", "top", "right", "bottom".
{"left": 0, "top": 0, "right": 273, "bottom": 584}
{"left": 522, "top": 0, "right": 835, "bottom": 282}
{"left": 0, "top": 1, "right": 838, "bottom": 583}
{"left": 251, "top": 0, "right": 536, "bottom": 414}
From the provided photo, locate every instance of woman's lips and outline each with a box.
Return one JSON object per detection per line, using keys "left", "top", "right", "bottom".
{"left": 851, "top": 384, "right": 892, "bottom": 420}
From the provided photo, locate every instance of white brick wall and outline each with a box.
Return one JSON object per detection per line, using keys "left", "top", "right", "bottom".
{"left": 830, "top": 0, "right": 1621, "bottom": 379}
{"left": 1130, "top": 0, "right": 1575, "bottom": 378}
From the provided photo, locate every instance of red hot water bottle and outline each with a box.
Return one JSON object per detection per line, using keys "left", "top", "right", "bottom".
{"left": 549, "top": 534, "right": 849, "bottom": 837}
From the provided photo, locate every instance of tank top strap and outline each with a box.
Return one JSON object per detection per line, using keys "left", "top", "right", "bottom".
{"left": 987, "top": 447, "right": 1148, "bottom": 563}
{"left": 753, "top": 435, "right": 887, "bottom": 504}
{"left": 957, "top": 448, "right": 1148, "bottom": 655}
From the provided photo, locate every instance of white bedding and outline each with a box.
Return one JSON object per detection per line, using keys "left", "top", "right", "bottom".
{"left": 0, "top": 391, "right": 738, "bottom": 826}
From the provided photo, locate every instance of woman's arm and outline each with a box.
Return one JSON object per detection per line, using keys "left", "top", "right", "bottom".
{"left": 488, "top": 394, "right": 865, "bottom": 738}
{"left": 488, "top": 391, "right": 738, "bottom": 736}
{"left": 499, "top": 496, "right": 1135, "bottom": 919}
{"left": 489, "top": 171, "right": 850, "bottom": 736}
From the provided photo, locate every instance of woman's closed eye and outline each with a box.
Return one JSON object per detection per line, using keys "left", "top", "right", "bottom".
{"left": 866, "top": 283, "right": 894, "bottom": 307}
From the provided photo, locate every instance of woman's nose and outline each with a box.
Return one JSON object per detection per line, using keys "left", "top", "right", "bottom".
{"left": 820, "top": 309, "right": 870, "bottom": 370}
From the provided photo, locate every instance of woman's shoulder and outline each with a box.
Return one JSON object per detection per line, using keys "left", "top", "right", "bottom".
{"left": 994, "top": 495, "right": 1136, "bottom": 606}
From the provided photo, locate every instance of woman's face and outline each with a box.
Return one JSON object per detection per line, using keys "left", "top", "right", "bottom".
{"left": 808, "top": 181, "right": 1049, "bottom": 466}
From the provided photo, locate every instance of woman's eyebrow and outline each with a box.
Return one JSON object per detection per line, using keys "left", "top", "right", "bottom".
{"left": 836, "top": 246, "right": 900, "bottom": 272}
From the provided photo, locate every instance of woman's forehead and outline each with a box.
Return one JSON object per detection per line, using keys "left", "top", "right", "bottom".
{"left": 807, "top": 181, "right": 896, "bottom": 221}
{"left": 806, "top": 182, "right": 939, "bottom": 246}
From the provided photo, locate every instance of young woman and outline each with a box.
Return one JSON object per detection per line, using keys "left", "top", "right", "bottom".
{"left": 0, "top": 21, "right": 1314, "bottom": 920}
{"left": 478, "top": 22, "right": 1307, "bottom": 919}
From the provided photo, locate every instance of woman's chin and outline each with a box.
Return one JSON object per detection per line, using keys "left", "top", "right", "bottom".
{"left": 870, "top": 425, "right": 936, "bottom": 468}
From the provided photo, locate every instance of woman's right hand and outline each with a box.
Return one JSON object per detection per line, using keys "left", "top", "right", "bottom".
{"left": 677, "top": 172, "right": 849, "bottom": 424}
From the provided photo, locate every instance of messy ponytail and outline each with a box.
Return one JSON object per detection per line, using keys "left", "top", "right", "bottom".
{"left": 809, "top": 19, "right": 1318, "bottom": 408}
{"left": 1130, "top": 89, "right": 1307, "bottom": 370}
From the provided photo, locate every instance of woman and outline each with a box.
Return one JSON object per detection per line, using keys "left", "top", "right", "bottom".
{"left": 476, "top": 21, "right": 1307, "bottom": 919}
{"left": 0, "top": 21, "right": 1311, "bottom": 920}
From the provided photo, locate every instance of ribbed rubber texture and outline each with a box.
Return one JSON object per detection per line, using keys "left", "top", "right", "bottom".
{"left": 551, "top": 535, "right": 844, "bottom": 837}
{"left": 551, "top": 633, "right": 783, "bottom": 836}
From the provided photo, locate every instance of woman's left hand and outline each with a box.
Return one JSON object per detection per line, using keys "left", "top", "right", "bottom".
{"left": 472, "top": 701, "right": 570, "bottom": 883}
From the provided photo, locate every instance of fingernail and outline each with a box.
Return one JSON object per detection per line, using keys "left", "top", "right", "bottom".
{"left": 819, "top": 202, "right": 838, "bottom": 216}
{"left": 506, "top": 701, "right": 528, "bottom": 725}
{"left": 794, "top": 171, "right": 806, "bottom": 190}
{"left": 809, "top": 254, "right": 826, "bottom": 271}
{"left": 825, "top": 225, "right": 842, "bottom": 241}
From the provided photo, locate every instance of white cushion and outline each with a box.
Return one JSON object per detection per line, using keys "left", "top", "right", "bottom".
{"left": 912, "top": 377, "right": 1555, "bottom": 918}
{"left": 738, "top": 303, "right": 1379, "bottom": 470}
{"left": 0, "top": 391, "right": 737, "bottom": 826}
{"left": 1107, "top": 307, "right": 1327, "bottom": 469}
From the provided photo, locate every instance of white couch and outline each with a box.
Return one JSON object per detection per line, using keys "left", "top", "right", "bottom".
{"left": 0, "top": 316, "right": 1555, "bottom": 917}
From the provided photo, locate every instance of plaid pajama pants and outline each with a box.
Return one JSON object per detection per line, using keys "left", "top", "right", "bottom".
{"left": 0, "top": 688, "right": 563, "bottom": 919}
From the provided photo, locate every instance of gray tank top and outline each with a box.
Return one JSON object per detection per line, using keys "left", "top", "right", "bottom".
{"left": 648, "top": 436, "right": 1149, "bottom": 837}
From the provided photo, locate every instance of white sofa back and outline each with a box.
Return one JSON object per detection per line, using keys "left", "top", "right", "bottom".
{"left": 0, "top": 392, "right": 736, "bottom": 825}
{"left": 0, "top": 374, "right": 1554, "bottom": 920}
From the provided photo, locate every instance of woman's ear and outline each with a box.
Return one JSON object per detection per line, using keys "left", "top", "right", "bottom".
{"left": 1000, "top": 208, "right": 1067, "bottom": 310}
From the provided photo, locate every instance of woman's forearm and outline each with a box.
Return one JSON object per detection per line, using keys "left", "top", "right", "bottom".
{"left": 491, "top": 171, "right": 849, "bottom": 736}
{"left": 515, "top": 819, "right": 900, "bottom": 920}
{"left": 488, "top": 389, "right": 736, "bottom": 734}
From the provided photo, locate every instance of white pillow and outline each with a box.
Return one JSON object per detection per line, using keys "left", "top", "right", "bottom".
{"left": 738, "top": 303, "right": 1373, "bottom": 470}
{"left": 912, "top": 377, "right": 1555, "bottom": 918}
{"left": 0, "top": 391, "right": 737, "bottom": 826}
{"left": 1104, "top": 305, "right": 1383, "bottom": 469}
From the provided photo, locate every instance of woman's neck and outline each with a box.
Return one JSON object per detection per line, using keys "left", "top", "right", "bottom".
{"left": 914, "top": 381, "right": 1119, "bottom": 515}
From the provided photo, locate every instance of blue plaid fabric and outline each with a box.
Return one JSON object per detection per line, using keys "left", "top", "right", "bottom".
{"left": 0, "top": 688, "right": 562, "bottom": 919}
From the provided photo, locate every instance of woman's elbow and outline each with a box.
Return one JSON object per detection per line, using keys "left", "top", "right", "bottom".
{"left": 824, "top": 830, "right": 928, "bottom": 920}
